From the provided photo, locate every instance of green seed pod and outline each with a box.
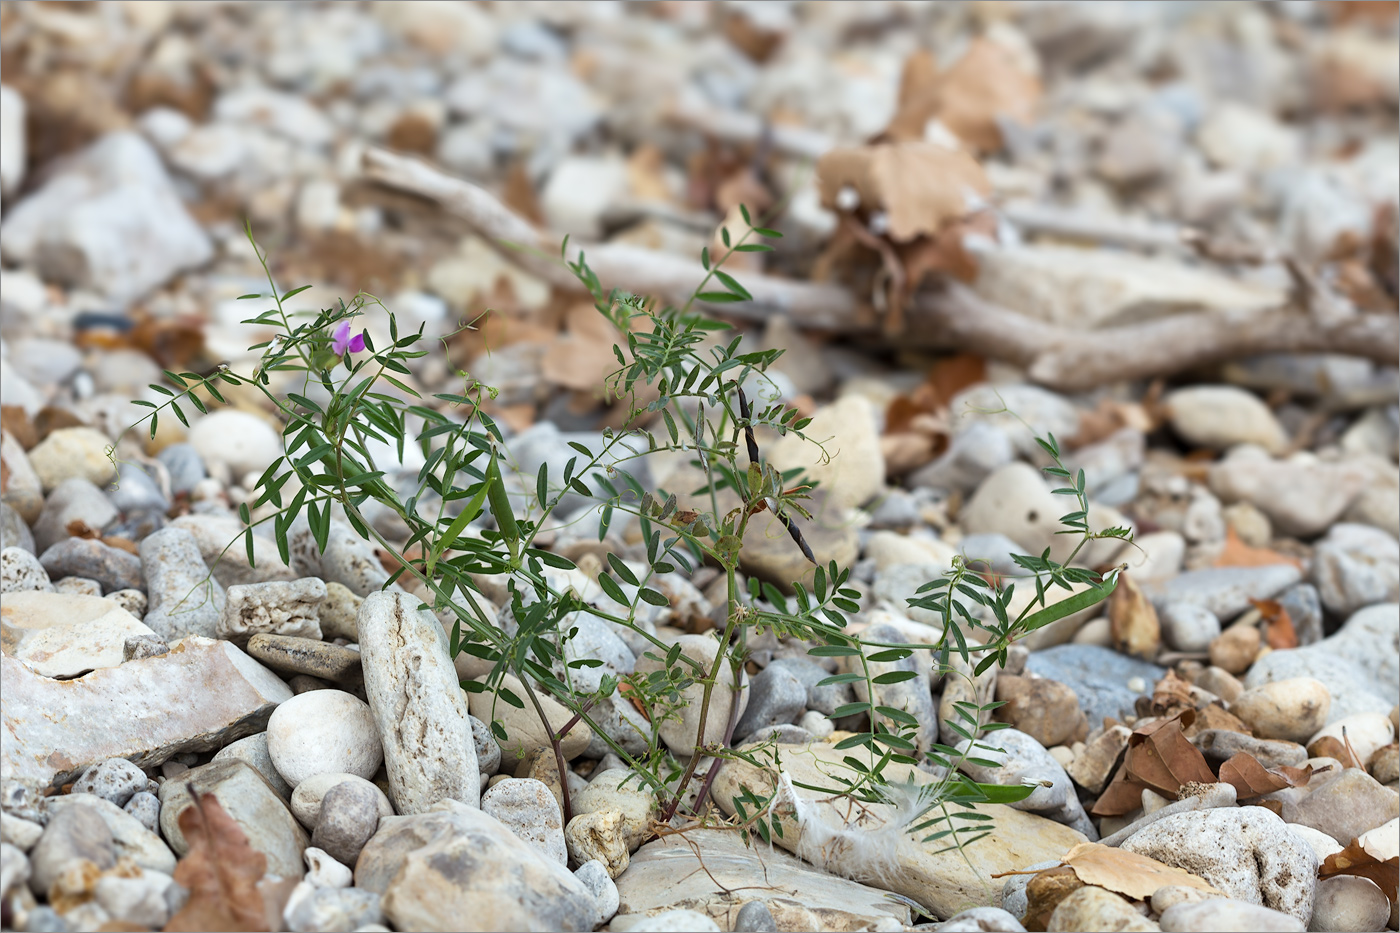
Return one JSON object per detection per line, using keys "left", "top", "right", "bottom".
{"left": 485, "top": 450, "right": 520, "bottom": 546}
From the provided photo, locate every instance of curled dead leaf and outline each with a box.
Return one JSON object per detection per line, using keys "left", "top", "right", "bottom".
{"left": 1251, "top": 598, "right": 1299, "bottom": 650}
{"left": 1091, "top": 711, "right": 1217, "bottom": 816}
{"left": 164, "top": 788, "right": 269, "bottom": 933}
{"left": 1062, "top": 842, "right": 1222, "bottom": 901}
{"left": 1214, "top": 527, "right": 1303, "bottom": 570}
{"left": 1320, "top": 838, "right": 1399, "bottom": 906}
{"left": 883, "top": 40, "right": 1041, "bottom": 152}
{"left": 1217, "top": 752, "right": 1313, "bottom": 800}
{"left": 816, "top": 143, "right": 990, "bottom": 243}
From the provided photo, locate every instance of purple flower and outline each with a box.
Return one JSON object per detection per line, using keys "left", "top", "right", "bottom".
{"left": 331, "top": 320, "right": 365, "bottom": 355}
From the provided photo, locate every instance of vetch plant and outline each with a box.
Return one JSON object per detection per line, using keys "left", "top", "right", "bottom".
{"left": 121, "top": 209, "right": 1129, "bottom": 884}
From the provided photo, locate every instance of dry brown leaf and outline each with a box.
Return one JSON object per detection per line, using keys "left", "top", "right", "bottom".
{"left": 1, "top": 405, "right": 39, "bottom": 450}
{"left": 1309, "top": 735, "right": 1365, "bottom": 770}
{"left": 882, "top": 40, "right": 1040, "bottom": 152}
{"left": 886, "top": 353, "right": 986, "bottom": 435}
{"left": 816, "top": 142, "right": 990, "bottom": 243}
{"left": 1218, "top": 752, "right": 1314, "bottom": 800}
{"left": 1321, "top": 838, "right": 1399, "bottom": 906}
{"left": 163, "top": 789, "right": 269, "bottom": 933}
{"left": 1149, "top": 670, "right": 1196, "bottom": 718}
{"left": 1108, "top": 574, "right": 1160, "bottom": 661}
{"left": 502, "top": 161, "right": 544, "bottom": 225}
{"left": 1325, "top": 1, "right": 1400, "bottom": 26}
{"left": 66, "top": 520, "right": 101, "bottom": 540}
{"left": 720, "top": 5, "right": 785, "bottom": 63}
{"left": 1063, "top": 842, "right": 1222, "bottom": 900}
{"left": 1091, "top": 711, "right": 1217, "bottom": 816}
{"left": 1251, "top": 598, "right": 1299, "bottom": 650}
{"left": 1214, "top": 527, "right": 1303, "bottom": 571}
{"left": 928, "top": 38, "right": 1041, "bottom": 153}
{"left": 1184, "top": 703, "right": 1253, "bottom": 738}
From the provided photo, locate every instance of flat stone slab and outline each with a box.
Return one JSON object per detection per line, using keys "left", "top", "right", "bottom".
{"left": 1, "top": 591, "right": 155, "bottom": 678}
{"left": 617, "top": 828, "right": 911, "bottom": 931}
{"left": 1, "top": 635, "right": 292, "bottom": 790}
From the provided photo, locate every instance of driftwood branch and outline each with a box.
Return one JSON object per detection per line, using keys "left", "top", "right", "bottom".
{"left": 361, "top": 146, "right": 1399, "bottom": 392}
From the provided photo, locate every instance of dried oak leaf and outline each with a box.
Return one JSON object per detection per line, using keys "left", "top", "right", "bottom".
{"left": 816, "top": 142, "right": 990, "bottom": 243}
{"left": 163, "top": 789, "right": 269, "bottom": 933}
{"left": 1321, "top": 838, "right": 1399, "bottom": 906}
{"left": 1218, "top": 752, "right": 1313, "bottom": 800}
{"left": 1063, "top": 842, "right": 1222, "bottom": 900}
{"left": 1091, "top": 711, "right": 1216, "bottom": 816}
{"left": 1251, "top": 598, "right": 1299, "bottom": 650}
{"left": 1213, "top": 527, "right": 1303, "bottom": 571}
{"left": 883, "top": 40, "right": 1041, "bottom": 152}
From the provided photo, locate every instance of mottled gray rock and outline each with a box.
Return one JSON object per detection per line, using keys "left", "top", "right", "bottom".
{"left": 107, "top": 588, "right": 147, "bottom": 620}
{"left": 0, "top": 637, "right": 290, "bottom": 790}
{"left": 70, "top": 759, "right": 146, "bottom": 807}
{"left": 311, "top": 780, "right": 380, "bottom": 868}
{"left": 94, "top": 867, "right": 174, "bottom": 929}
{"left": 1307, "top": 874, "right": 1390, "bottom": 933}
{"left": 1312, "top": 524, "right": 1399, "bottom": 617}
{"left": 218, "top": 577, "right": 325, "bottom": 646}
{"left": 122, "top": 633, "right": 168, "bottom": 662}
{"left": 1276, "top": 768, "right": 1399, "bottom": 845}
{"left": 357, "top": 592, "right": 479, "bottom": 813}
{"left": 289, "top": 773, "right": 394, "bottom": 830}
{"left": 1121, "top": 807, "right": 1316, "bottom": 923}
{"left": 908, "top": 421, "right": 1015, "bottom": 495}
{"left": 1, "top": 547, "right": 52, "bottom": 593}
{"left": 934, "top": 906, "right": 1027, "bottom": 932}
{"left": 575, "top": 859, "right": 620, "bottom": 928}
{"left": 471, "top": 715, "right": 501, "bottom": 777}
{"left": 285, "top": 886, "right": 383, "bottom": 933}
{"left": 38, "top": 537, "right": 141, "bottom": 594}
{"left": 316, "top": 520, "right": 393, "bottom": 596}
{"left": 357, "top": 800, "right": 596, "bottom": 932}
{"left": 33, "top": 478, "right": 117, "bottom": 554}
{"left": 1, "top": 841, "right": 28, "bottom": 902}
{"left": 122, "top": 792, "right": 159, "bottom": 834}
{"left": 733, "top": 900, "right": 778, "bottom": 932}
{"left": 481, "top": 778, "right": 566, "bottom": 865}
{"left": 139, "top": 526, "right": 225, "bottom": 640}
{"left": 158, "top": 759, "right": 308, "bottom": 879}
{"left": 1192, "top": 730, "right": 1307, "bottom": 769}
{"left": 53, "top": 575, "right": 102, "bottom": 596}
{"left": 106, "top": 460, "right": 169, "bottom": 515}
{"left": 44, "top": 793, "right": 175, "bottom": 876}
{"left": 1024, "top": 645, "right": 1165, "bottom": 727}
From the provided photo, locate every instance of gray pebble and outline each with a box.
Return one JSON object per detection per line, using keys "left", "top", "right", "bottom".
{"left": 1025, "top": 645, "right": 1165, "bottom": 727}
{"left": 39, "top": 537, "right": 143, "bottom": 593}
{"left": 247, "top": 634, "right": 361, "bottom": 682}
{"left": 19, "top": 905, "right": 68, "bottom": 932}
{"left": 122, "top": 792, "right": 160, "bottom": 834}
{"left": 1193, "top": 730, "right": 1307, "bottom": 769}
{"left": 1276, "top": 583, "right": 1322, "bottom": 646}
{"left": 33, "top": 478, "right": 118, "bottom": 554}
{"left": 29, "top": 803, "right": 115, "bottom": 897}
{"left": 106, "top": 460, "right": 169, "bottom": 515}
{"left": 1159, "top": 602, "right": 1220, "bottom": 652}
{"left": 732, "top": 664, "right": 806, "bottom": 742}
{"left": 471, "top": 715, "right": 501, "bottom": 777}
{"left": 107, "top": 588, "right": 147, "bottom": 619}
{"left": 573, "top": 859, "right": 619, "bottom": 927}
{"left": 733, "top": 900, "right": 778, "bottom": 932}
{"left": 139, "top": 526, "right": 225, "bottom": 640}
{"left": 212, "top": 733, "right": 293, "bottom": 801}
{"left": 53, "top": 575, "right": 102, "bottom": 596}
{"left": 123, "top": 634, "right": 169, "bottom": 662}
{"left": 311, "top": 781, "right": 380, "bottom": 867}
{"left": 0, "top": 501, "right": 35, "bottom": 554}
{"left": 71, "top": 759, "right": 147, "bottom": 807}
{"left": 157, "top": 444, "right": 206, "bottom": 496}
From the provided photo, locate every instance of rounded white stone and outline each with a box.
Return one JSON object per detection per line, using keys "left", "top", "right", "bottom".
{"left": 188, "top": 410, "right": 282, "bottom": 477}
{"left": 267, "top": 691, "right": 382, "bottom": 787}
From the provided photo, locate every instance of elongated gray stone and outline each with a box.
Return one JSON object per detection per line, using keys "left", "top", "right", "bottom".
{"left": 140, "top": 527, "right": 225, "bottom": 641}
{"left": 0, "top": 637, "right": 291, "bottom": 790}
{"left": 357, "top": 592, "right": 479, "bottom": 814}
